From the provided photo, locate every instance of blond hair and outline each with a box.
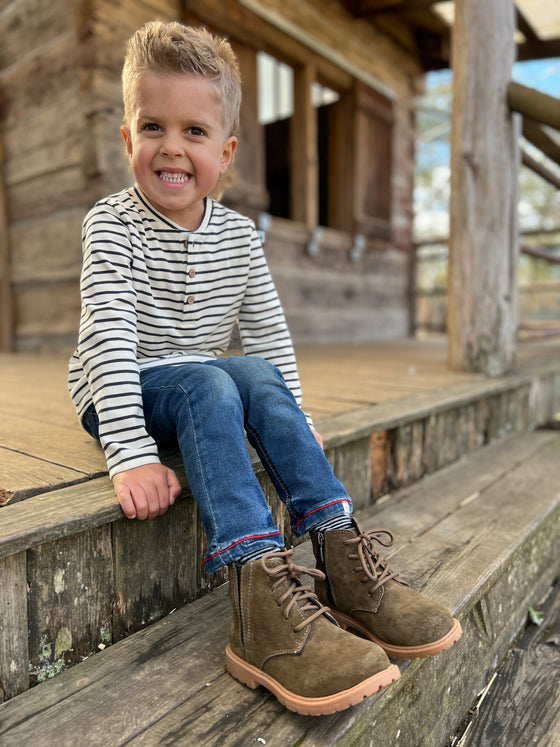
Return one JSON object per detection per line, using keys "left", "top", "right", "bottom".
{"left": 122, "top": 21, "right": 242, "bottom": 137}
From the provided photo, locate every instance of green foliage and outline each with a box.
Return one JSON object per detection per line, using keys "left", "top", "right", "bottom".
{"left": 528, "top": 606, "right": 544, "bottom": 626}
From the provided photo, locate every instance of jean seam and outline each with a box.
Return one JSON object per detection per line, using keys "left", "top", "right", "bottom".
{"left": 245, "top": 421, "right": 298, "bottom": 524}
{"left": 176, "top": 382, "right": 219, "bottom": 545}
{"left": 291, "top": 498, "right": 353, "bottom": 532}
{"left": 204, "top": 530, "right": 284, "bottom": 567}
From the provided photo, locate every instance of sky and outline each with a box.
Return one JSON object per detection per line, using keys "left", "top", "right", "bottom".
{"left": 415, "top": 57, "right": 560, "bottom": 236}
{"left": 424, "top": 57, "right": 560, "bottom": 102}
{"left": 512, "top": 57, "right": 560, "bottom": 95}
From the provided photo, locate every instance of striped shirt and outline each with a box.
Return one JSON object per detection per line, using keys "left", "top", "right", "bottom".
{"left": 68, "top": 186, "right": 308, "bottom": 478}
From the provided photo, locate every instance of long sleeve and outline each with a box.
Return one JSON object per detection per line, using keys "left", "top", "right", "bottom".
{"left": 238, "top": 227, "right": 311, "bottom": 423}
{"left": 69, "top": 189, "right": 313, "bottom": 477}
{"left": 76, "top": 203, "right": 161, "bottom": 477}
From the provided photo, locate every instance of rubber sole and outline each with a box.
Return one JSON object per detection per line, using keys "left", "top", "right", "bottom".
{"left": 225, "top": 644, "right": 400, "bottom": 716}
{"left": 332, "top": 611, "right": 463, "bottom": 659}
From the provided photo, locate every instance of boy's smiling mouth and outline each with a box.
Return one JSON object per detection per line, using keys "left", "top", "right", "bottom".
{"left": 158, "top": 170, "right": 190, "bottom": 183}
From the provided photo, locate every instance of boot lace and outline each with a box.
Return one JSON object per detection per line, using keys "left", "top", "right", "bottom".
{"left": 343, "top": 528, "right": 403, "bottom": 596}
{"left": 261, "top": 550, "right": 332, "bottom": 633}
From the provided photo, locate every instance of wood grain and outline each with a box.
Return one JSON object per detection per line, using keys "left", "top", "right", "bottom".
{"left": 1, "top": 430, "right": 559, "bottom": 745}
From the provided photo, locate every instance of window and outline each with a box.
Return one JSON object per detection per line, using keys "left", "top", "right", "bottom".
{"left": 254, "top": 52, "right": 392, "bottom": 238}
{"left": 258, "top": 53, "right": 294, "bottom": 125}
{"left": 257, "top": 53, "right": 340, "bottom": 226}
{"left": 258, "top": 53, "right": 294, "bottom": 220}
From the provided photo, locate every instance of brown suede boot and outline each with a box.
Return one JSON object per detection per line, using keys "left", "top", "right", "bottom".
{"left": 225, "top": 549, "right": 400, "bottom": 715}
{"left": 311, "top": 525, "right": 462, "bottom": 660}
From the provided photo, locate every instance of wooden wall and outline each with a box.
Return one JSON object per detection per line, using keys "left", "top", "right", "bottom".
{"left": 0, "top": 0, "right": 422, "bottom": 352}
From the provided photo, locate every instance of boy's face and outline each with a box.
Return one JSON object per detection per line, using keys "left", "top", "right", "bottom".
{"left": 121, "top": 72, "right": 237, "bottom": 230}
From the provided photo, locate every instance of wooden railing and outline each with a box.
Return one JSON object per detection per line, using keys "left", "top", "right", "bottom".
{"left": 413, "top": 229, "right": 560, "bottom": 338}
{"left": 414, "top": 81, "right": 560, "bottom": 339}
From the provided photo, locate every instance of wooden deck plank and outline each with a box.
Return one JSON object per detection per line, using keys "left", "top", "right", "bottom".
{"left": 0, "top": 354, "right": 75, "bottom": 428}
{"left": 0, "top": 446, "right": 89, "bottom": 505}
{"left": 1, "top": 431, "right": 558, "bottom": 746}
{"left": 0, "top": 587, "right": 232, "bottom": 745}
{"left": 0, "top": 412, "right": 105, "bottom": 476}
{"left": 457, "top": 578, "right": 560, "bottom": 747}
{"left": 385, "top": 434, "right": 560, "bottom": 610}
{"left": 1, "top": 339, "right": 559, "bottom": 502}
{"left": 0, "top": 477, "right": 120, "bottom": 559}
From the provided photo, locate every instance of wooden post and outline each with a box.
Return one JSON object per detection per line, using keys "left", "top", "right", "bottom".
{"left": 448, "top": 0, "right": 519, "bottom": 375}
{"left": 0, "top": 133, "right": 13, "bottom": 352}
{"left": 291, "top": 64, "right": 318, "bottom": 228}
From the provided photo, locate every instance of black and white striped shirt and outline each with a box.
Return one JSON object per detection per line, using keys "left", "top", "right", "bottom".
{"left": 68, "top": 187, "right": 307, "bottom": 477}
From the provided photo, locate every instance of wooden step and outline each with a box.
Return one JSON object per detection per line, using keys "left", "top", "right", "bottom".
{"left": 2, "top": 348, "right": 558, "bottom": 704}
{"left": 450, "top": 575, "right": 560, "bottom": 745}
{"left": 1, "top": 429, "right": 559, "bottom": 746}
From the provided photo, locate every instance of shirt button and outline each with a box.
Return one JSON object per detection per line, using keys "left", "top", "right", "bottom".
{"left": 184, "top": 240, "right": 189, "bottom": 248}
{"left": 188, "top": 268, "right": 196, "bottom": 278}
{"left": 187, "top": 295, "right": 195, "bottom": 305}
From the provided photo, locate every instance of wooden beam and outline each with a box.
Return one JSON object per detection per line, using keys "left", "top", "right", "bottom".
{"left": 521, "top": 244, "right": 560, "bottom": 264}
{"left": 448, "top": 0, "right": 519, "bottom": 375}
{"left": 508, "top": 81, "right": 560, "bottom": 131}
{"left": 523, "top": 119, "right": 560, "bottom": 167}
{"left": 517, "top": 38, "right": 560, "bottom": 62}
{"left": 521, "top": 148, "right": 560, "bottom": 190}
{"left": 349, "top": 0, "right": 440, "bottom": 14}
{"left": 515, "top": 5, "right": 539, "bottom": 42}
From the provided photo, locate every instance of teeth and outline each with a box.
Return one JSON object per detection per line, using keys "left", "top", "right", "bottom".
{"left": 159, "top": 171, "right": 189, "bottom": 183}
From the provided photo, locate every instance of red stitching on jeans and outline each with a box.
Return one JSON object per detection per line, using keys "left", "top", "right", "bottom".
{"left": 292, "top": 499, "right": 351, "bottom": 530}
{"left": 204, "top": 530, "right": 283, "bottom": 563}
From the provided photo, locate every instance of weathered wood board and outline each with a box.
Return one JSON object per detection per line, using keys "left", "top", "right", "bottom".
{"left": 0, "top": 552, "right": 28, "bottom": 702}
{"left": 456, "top": 577, "right": 560, "bottom": 746}
{"left": 1, "top": 430, "right": 559, "bottom": 745}
{"left": 2, "top": 341, "right": 558, "bottom": 504}
{"left": 1, "top": 342, "right": 559, "bottom": 707}
{"left": 0, "top": 447, "right": 89, "bottom": 505}
{"left": 27, "top": 527, "right": 114, "bottom": 686}
{"left": 0, "top": 412, "right": 105, "bottom": 477}
{"left": 0, "top": 0, "right": 424, "bottom": 352}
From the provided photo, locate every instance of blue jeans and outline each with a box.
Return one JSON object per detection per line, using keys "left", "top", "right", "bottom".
{"left": 82, "top": 356, "right": 352, "bottom": 573}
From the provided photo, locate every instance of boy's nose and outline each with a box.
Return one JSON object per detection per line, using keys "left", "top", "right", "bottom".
{"left": 160, "top": 132, "right": 184, "bottom": 157}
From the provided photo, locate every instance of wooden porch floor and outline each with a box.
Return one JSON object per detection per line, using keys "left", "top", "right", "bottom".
{"left": 1, "top": 337, "right": 560, "bottom": 743}
{"left": 1, "top": 336, "right": 559, "bottom": 503}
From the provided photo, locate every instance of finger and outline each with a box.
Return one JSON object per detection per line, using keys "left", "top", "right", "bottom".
{"left": 133, "top": 489, "right": 151, "bottom": 521}
{"left": 114, "top": 483, "right": 137, "bottom": 519}
{"left": 154, "top": 473, "right": 172, "bottom": 516}
{"left": 168, "top": 470, "right": 182, "bottom": 503}
{"left": 145, "top": 483, "right": 164, "bottom": 519}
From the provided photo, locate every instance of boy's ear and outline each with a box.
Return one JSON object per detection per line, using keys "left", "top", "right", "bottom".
{"left": 121, "top": 126, "right": 133, "bottom": 156}
{"left": 219, "top": 136, "right": 238, "bottom": 175}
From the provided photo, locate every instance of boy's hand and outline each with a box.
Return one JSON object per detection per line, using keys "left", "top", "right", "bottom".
{"left": 113, "top": 464, "right": 182, "bottom": 520}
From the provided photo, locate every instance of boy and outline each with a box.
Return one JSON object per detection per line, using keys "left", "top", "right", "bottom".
{"left": 69, "top": 21, "right": 461, "bottom": 716}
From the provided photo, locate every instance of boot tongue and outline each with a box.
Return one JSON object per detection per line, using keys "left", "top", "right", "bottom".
{"left": 356, "top": 530, "right": 404, "bottom": 591}
{"left": 262, "top": 553, "right": 325, "bottom": 586}
{"left": 262, "top": 553, "right": 334, "bottom": 627}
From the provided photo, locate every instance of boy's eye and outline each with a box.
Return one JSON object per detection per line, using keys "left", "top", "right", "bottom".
{"left": 187, "top": 126, "right": 206, "bottom": 137}
{"left": 142, "top": 122, "right": 161, "bottom": 132}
